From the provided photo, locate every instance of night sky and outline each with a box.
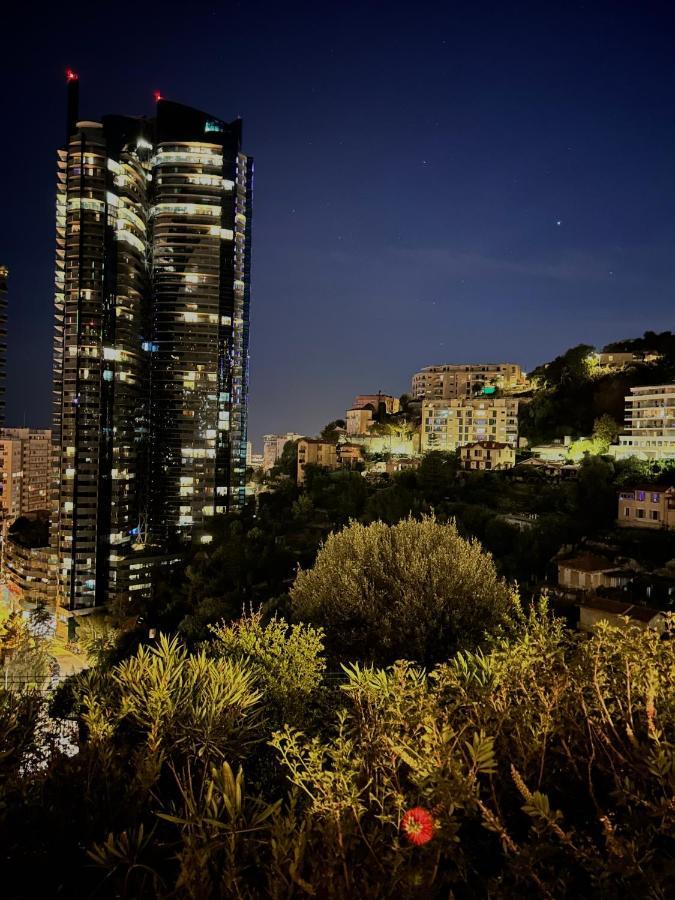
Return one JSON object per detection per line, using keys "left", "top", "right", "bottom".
{"left": 2, "top": 1, "right": 675, "bottom": 449}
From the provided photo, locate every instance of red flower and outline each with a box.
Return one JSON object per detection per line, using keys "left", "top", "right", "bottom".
{"left": 401, "top": 807, "right": 434, "bottom": 845}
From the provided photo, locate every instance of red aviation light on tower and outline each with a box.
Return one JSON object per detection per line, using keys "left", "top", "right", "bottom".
{"left": 154, "top": 90, "right": 163, "bottom": 103}
{"left": 66, "top": 69, "right": 79, "bottom": 82}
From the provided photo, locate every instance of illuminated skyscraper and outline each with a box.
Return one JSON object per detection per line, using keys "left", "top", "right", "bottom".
{"left": 51, "top": 75, "right": 252, "bottom": 609}
{"left": 149, "top": 100, "right": 252, "bottom": 542}
{"left": 0, "top": 265, "right": 7, "bottom": 426}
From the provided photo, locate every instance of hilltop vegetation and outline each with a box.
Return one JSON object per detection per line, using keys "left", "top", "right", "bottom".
{"left": 521, "top": 331, "right": 675, "bottom": 445}
{"left": 1, "top": 565, "right": 673, "bottom": 897}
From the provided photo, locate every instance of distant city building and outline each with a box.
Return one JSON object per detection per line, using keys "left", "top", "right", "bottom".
{"left": 337, "top": 443, "right": 365, "bottom": 469}
{"left": 340, "top": 432, "right": 419, "bottom": 457}
{"left": 0, "top": 266, "right": 6, "bottom": 425}
{"left": 0, "top": 429, "right": 52, "bottom": 520}
{"left": 617, "top": 485, "right": 675, "bottom": 530}
{"left": 557, "top": 554, "right": 633, "bottom": 594}
{"left": 352, "top": 394, "right": 400, "bottom": 415}
{"left": 616, "top": 384, "right": 675, "bottom": 459}
{"left": 578, "top": 597, "right": 666, "bottom": 634}
{"left": 596, "top": 350, "right": 662, "bottom": 369}
{"left": 51, "top": 74, "right": 253, "bottom": 610}
{"left": 366, "top": 457, "right": 420, "bottom": 476}
{"left": 263, "top": 433, "right": 303, "bottom": 471}
{"left": 459, "top": 440, "right": 515, "bottom": 471}
{"left": 346, "top": 407, "right": 374, "bottom": 436}
{"left": 4, "top": 539, "right": 55, "bottom": 606}
{"left": 421, "top": 398, "right": 519, "bottom": 452}
{"left": 296, "top": 439, "right": 339, "bottom": 483}
{"left": 530, "top": 437, "right": 572, "bottom": 462}
{"left": 412, "top": 364, "right": 526, "bottom": 400}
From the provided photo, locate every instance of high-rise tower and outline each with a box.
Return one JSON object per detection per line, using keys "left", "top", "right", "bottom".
{"left": 0, "top": 264, "right": 7, "bottom": 426}
{"left": 148, "top": 100, "right": 252, "bottom": 543}
{"left": 51, "top": 75, "right": 252, "bottom": 609}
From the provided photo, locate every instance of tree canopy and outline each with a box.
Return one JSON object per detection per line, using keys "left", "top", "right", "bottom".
{"left": 289, "top": 515, "right": 518, "bottom": 665}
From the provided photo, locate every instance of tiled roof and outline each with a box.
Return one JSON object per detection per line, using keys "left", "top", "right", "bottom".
{"left": 559, "top": 554, "right": 614, "bottom": 573}
{"left": 580, "top": 596, "right": 663, "bottom": 623}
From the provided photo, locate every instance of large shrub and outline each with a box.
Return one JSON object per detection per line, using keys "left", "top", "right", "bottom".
{"left": 289, "top": 515, "right": 518, "bottom": 665}
{"left": 209, "top": 612, "right": 325, "bottom": 728}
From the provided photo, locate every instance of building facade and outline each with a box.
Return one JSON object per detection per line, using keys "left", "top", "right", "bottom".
{"left": 262, "top": 433, "right": 303, "bottom": 471}
{"left": 352, "top": 394, "right": 400, "bottom": 415}
{"left": 459, "top": 440, "right": 515, "bottom": 471}
{"left": 4, "top": 540, "right": 55, "bottom": 605}
{"left": 0, "top": 429, "right": 51, "bottom": 520}
{"left": 596, "top": 350, "right": 661, "bottom": 369}
{"left": 336, "top": 443, "right": 364, "bottom": 469}
{"left": 412, "top": 364, "right": 526, "bottom": 400}
{"left": 578, "top": 597, "right": 665, "bottom": 633}
{"left": 296, "top": 439, "right": 339, "bottom": 483}
{"left": 421, "top": 398, "right": 519, "bottom": 452}
{"left": 617, "top": 384, "right": 675, "bottom": 459}
{"left": 617, "top": 485, "right": 675, "bottom": 530}
{"left": 346, "top": 407, "right": 373, "bottom": 436}
{"left": 557, "top": 554, "right": 633, "bottom": 594}
{"left": 51, "top": 76, "right": 253, "bottom": 609}
{"left": 0, "top": 266, "right": 6, "bottom": 426}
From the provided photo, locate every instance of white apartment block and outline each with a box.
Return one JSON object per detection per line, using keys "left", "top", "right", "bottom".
{"left": 412, "top": 363, "right": 526, "bottom": 400}
{"left": 0, "top": 428, "right": 52, "bottom": 520}
{"left": 421, "top": 399, "right": 519, "bottom": 452}
{"left": 617, "top": 384, "right": 675, "bottom": 460}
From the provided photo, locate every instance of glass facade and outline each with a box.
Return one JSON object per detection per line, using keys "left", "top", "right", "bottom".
{"left": 52, "top": 91, "right": 252, "bottom": 609}
{"left": 0, "top": 265, "right": 6, "bottom": 426}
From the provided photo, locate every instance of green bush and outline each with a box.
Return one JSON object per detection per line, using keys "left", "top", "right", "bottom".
{"left": 289, "top": 515, "right": 518, "bottom": 665}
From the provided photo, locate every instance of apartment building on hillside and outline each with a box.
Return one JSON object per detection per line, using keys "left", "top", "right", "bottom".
{"left": 296, "top": 439, "right": 339, "bottom": 483}
{"left": 421, "top": 398, "right": 519, "bottom": 452}
{"left": 459, "top": 440, "right": 515, "bottom": 471}
{"left": 412, "top": 364, "right": 526, "bottom": 400}
{"left": 262, "top": 433, "right": 303, "bottom": 471}
{"left": 617, "top": 484, "right": 675, "bottom": 530}
{"left": 0, "top": 429, "right": 52, "bottom": 520}
{"left": 616, "top": 384, "right": 675, "bottom": 460}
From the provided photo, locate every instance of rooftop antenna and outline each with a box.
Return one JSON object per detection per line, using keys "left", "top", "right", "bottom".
{"left": 65, "top": 68, "right": 79, "bottom": 141}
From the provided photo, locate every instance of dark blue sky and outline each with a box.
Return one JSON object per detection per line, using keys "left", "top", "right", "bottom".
{"left": 2, "top": 1, "right": 674, "bottom": 449}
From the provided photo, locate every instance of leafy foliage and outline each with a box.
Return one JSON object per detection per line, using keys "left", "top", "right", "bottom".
{"left": 289, "top": 515, "right": 519, "bottom": 665}
{"left": 269, "top": 607, "right": 675, "bottom": 898}
{"left": 209, "top": 613, "right": 325, "bottom": 727}
{"left": 0, "top": 602, "right": 673, "bottom": 898}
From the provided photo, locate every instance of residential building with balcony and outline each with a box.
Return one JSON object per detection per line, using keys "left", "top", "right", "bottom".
{"left": 421, "top": 398, "right": 519, "bottom": 452}
{"left": 459, "top": 440, "right": 515, "bottom": 471}
{"left": 0, "top": 429, "right": 52, "bottom": 520}
{"left": 412, "top": 364, "right": 526, "bottom": 400}
{"left": 616, "top": 384, "right": 675, "bottom": 459}
{"left": 296, "top": 439, "right": 339, "bottom": 483}
{"left": 617, "top": 485, "right": 675, "bottom": 530}
{"left": 0, "top": 265, "right": 6, "bottom": 425}
{"left": 51, "top": 74, "right": 253, "bottom": 610}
